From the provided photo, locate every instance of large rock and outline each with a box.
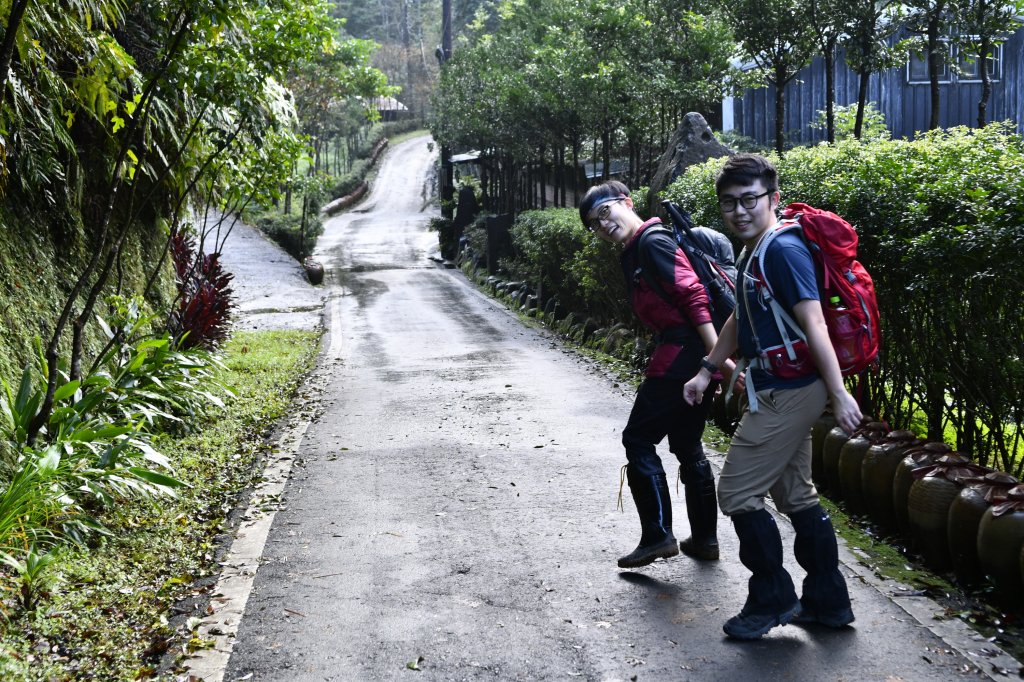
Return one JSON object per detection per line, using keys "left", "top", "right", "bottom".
{"left": 648, "top": 112, "right": 733, "bottom": 210}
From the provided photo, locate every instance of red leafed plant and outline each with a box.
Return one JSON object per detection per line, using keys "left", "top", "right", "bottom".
{"left": 169, "top": 231, "right": 235, "bottom": 349}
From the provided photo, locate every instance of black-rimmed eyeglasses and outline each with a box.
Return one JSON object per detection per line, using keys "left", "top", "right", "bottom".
{"left": 718, "top": 190, "right": 771, "bottom": 213}
{"left": 587, "top": 198, "right": 624, "bottom": 231}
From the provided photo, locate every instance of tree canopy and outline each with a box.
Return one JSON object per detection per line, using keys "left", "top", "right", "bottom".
{"left": 0, "top": 0, "right": 393, "bottom": 439}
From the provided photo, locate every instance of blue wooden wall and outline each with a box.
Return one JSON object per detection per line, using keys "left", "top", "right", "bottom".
{"left": 731, "top": 28, "right": 1024, "bottom": 144}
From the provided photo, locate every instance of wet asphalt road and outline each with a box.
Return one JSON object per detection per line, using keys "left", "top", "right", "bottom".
{"left": 221, "top": 135, "right": 1000, "bottom": 681}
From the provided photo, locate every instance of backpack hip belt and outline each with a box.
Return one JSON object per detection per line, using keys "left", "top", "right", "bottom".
{"left": 727, "top": 222, "right": 815, "bottom": 414}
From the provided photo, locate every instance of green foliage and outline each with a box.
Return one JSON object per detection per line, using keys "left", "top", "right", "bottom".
{"left": 721, "top": 0, "right": 818, "bottom": 152}
{"left": 0, "top": 329, "right": 320, "bottom": 679}
{"left": 0, "top": 301, "right": 235, "bottom": 551}
{"left": 811, "top": 102, "right": 890, "bottom": 142}
{"left": 430, "top": 216, "right": 458, "bottom": 261}
{"left": 250, "top": 210, "right": 323, "bottom": 263}
{"left": 431, "top": 0, "right": 740, "bottom": 174}
{"left": 715, "top": 129, "right": 769, "bottom": 154}
{"left": 659, "top": 155, "right": 731, "bottom": 233}
{"left": 662, "top": 123, "right": 1024, "bottom": 473}
{"left": 0, "top": 545, "right": 56, "bottom": 611}
{"left": 503, "top": 208, "right": 631, "bottom": 327}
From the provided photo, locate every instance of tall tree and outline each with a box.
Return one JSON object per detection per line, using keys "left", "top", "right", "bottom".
{"left": 722, "top": 0, "right": 818, "bottom": 153}
{"left": 841, "top": 0, "right": 905, "bottom": 139}
{"left": 803, "top": 0, "right": 852, "bottom": 143}
{"left": 903, "top": 0, "right": 957, "bottom": 130}
{"left": 0, "top": 0, "right": 359, "bottom": 441}
{"left": 955, "top": 0, "right": 1024, "bottom": 126}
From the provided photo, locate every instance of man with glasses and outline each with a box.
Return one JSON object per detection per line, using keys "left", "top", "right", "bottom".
{"left": 683, "top": 153, "right": 861, "bottom": 639}
{"left": 578, "top": 181, "right": 732, "bottom": 570}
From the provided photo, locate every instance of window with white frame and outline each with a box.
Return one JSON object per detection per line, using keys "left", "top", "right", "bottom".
{"left": 957, "top": 42, "right": 1003, "bottom": 81}
{"left": 907, "top": 42, "right": 951, "bottom": 83}
{"left": 907, "top": 39, "right": 1005, "bottom": 84}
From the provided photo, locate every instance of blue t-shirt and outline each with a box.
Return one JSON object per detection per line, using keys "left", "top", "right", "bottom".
{"left": 736, "top": 229, "right": 820, "bottom": 390}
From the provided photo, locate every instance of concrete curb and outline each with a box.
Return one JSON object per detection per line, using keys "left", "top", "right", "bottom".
{"left": 181, "top": 417, "right": 312, "bottom": 682}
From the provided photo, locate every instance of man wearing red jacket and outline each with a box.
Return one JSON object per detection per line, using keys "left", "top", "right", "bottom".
{"left": 579, "top": 181, "right": 730, "bottom": 568}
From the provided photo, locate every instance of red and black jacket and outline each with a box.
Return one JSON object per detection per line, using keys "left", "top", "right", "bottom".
{"left": 621, "top": 218, "right": 712, "bottom": 379}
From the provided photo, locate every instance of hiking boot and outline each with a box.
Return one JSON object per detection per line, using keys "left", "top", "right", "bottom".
{"left": 723, "top": 601, "right": 802, "bottom": 640}
{"left": 789, "top": 504, "right": 854, "bottom": 628}
{"left": 725, "top": 510, "right": 800, "bottom": 640}
{"left": 678, "top": 459, "right": 719, "bottom": 561}
{"left": 679, "top": 536, "right": 719, "bottom": 561}
{"left": 791, "top": 606, "right": 855, "bottom": 628}
{"left": 618, "top": 535, "right": 679, "bottom": 568}
{"left": 618, "top": 469, "right": 677, "bottom": 569}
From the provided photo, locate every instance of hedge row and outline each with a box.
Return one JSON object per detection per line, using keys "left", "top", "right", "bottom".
{"left": 488, "top": 123, "right": 1024, "bottom": 475}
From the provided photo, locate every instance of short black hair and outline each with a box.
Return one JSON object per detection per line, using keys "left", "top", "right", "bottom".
{"left": 715, "top": 153, "right": 778, "bottom": 196}
{"left": 579, "top": 181, "right": 630, "bottom": 225}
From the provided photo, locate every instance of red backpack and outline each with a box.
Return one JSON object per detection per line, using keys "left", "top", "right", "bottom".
{"left": 745, "top": 203, "right": 881, "bottom": 377}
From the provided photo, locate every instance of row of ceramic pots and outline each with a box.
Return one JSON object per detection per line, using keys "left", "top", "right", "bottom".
{"left": 812, "top": 414, "right": 1024, "bottom": 603}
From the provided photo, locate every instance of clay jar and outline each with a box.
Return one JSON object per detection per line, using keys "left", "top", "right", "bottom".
{"left": 861, "top": 430, "right": 921, "bottom": 530}
{"left": 948, "top": 472, "right": 1018, "bottom": 585}
{"left": 893, "top": 442, "right": 952, "bottom": 538}
{"left": 821, "top": 426, "right": 852, "bottom": 497}
{"left": 977, "top": 485, "right": 1024, "bottom": 605}
{"left": 811, "top": 411, "right": 838, "bottom": 491}
{"left": 907, "top": 453, "right": 989, "bottom": 572}
{"left": 838, "top": 421, "right": 890, "bottom": 515}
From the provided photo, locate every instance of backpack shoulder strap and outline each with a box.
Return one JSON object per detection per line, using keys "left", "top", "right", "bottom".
{"left": 634, "top": 226, "right": 676, "bottom": 307}
{"left": 752, "top": 220, "right": 801, "bottom": 297}
{"left": 744, "top": 224, "right": 808, "bottom": 360}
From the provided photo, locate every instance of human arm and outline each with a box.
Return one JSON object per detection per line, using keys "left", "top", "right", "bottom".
{"left": 684, "top": 312, "right": 739, "bottom": 405}
{"left": 792, "top": 299, "right": 863, "bottom": 434}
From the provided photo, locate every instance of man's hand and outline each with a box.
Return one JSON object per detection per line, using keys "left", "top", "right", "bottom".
{"left": 684, "top": 373, "right": 711, "bottom": 406}
{"left": 831, "top": 389, "right": 863, "bottom": 435}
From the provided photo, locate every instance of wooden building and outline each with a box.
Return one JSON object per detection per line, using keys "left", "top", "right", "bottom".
{"left": 724, "top": 26, "right": 1024, "bottom": 145}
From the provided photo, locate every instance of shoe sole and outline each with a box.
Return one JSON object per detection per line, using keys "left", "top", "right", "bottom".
{"left": 723, "top": 602, "right": 802, "bottom": 640}
{"left": 679, "top": 542, "right": 719, "bottom": 561}
{"left": 617, "top": 541, "right": 680, "bottom": 568}
{"left": 792, "top": 610, "right": 855, "bottom": 628}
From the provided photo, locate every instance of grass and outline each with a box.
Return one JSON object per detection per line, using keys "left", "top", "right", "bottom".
{"left": 0, "top": 329, "right": 321, "bottom": 680}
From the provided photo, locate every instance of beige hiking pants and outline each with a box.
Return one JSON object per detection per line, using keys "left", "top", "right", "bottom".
{"left": 718, "top": 379, "right": 827, "bottom": 517}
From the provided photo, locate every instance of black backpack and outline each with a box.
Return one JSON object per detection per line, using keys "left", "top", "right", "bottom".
{"left": 636, "top": 201, "right": 737, "bottom": 332}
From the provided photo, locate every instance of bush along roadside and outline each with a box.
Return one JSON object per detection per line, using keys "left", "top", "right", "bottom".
{"left": 446, "top": 130, "right": 1024, "bottom": 663}
{"left": 662, "top": 123, "right": 1024, "bottom": 476}
{"left": 0, "top": 329, "right": 321, "bottom": 680}
{"left": 457, "top": 225, "right": 1024, "bottom": 666}
{"left": 246, "top": 119, "right": 425, "bottom": 261}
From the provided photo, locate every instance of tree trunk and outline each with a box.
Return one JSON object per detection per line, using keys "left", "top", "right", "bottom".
{"left": 539, "top": 146, "right": 546, "bottom": 209}
{"left": 978, "top": 36, "right": 992, "bottom": 127}
{"left": 602, "top": 129, "right": 611, "bottom": 181}
{"left": 774, "top": 63, "right": 787, "bottom": 155}
{"left": 572, "top": 138, "right": 580, "bottom": 205}
{"left": 0, "top": 0, "right": 31, "bottom": 99}
{"left": 824, "top": 41, "right": 836, "bottom": 144}
{"left": 855, "top": 69, "right": 870, "bottom": 139}
{"left": 927, "top": 17, "right": 942, "bottom": 130}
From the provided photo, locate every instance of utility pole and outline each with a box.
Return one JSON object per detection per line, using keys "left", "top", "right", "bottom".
{"left": 439, "top": 0, "right": 454, "bottom": 218}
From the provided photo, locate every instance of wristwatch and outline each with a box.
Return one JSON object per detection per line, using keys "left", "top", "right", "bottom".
{"left": 700, "top": 356, "right": 719, "bottom": 374}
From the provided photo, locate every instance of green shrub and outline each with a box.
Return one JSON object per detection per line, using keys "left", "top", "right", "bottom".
{"left": 430, "top": 216, "right": 457, "bottom": 260}
{"left": 250, "top": 211, "right": 324, "bottom": 261}
{"left": 330, "top": 158, "right": 369, "bottom": 199}
{"left": 503, "top": 208, "right": 631, "bottom": 328}
{"left": 661, "top": 123, "right": 1024, "bottom": 474}
{"left": 811, "top": 102, "right": 890, "bottom": 142}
